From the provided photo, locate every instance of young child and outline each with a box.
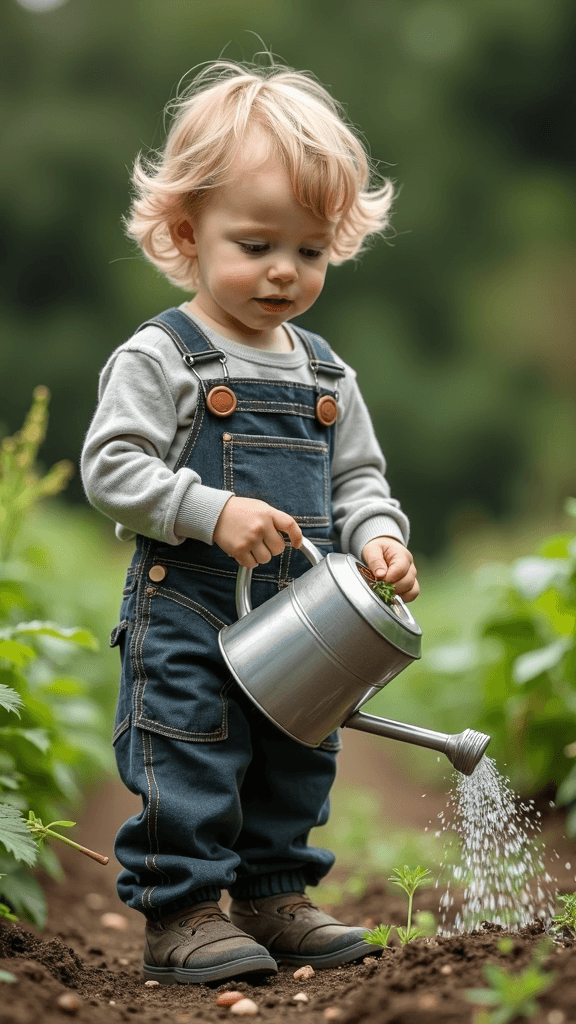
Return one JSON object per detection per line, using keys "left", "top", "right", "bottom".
{"left": 81, "top": 60, "right": 419, "bottom": 986}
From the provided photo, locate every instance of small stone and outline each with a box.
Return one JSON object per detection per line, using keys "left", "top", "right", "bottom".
{"left": 100, "top": 912, "right": 128, "bottom": 930}
{"left": 418, "top": 994, "right": 438, "bottom": 1009}
{"left": 547, "top": 1012, "right": 565, "bottom": 1024}
{"left": 440, "top": 964, "right": 453, "bottom": 975}
{"left": 144, "top": 979, "right": 159, "bottom": 987}
{"left": 293, "top": 993, "right": 309, "bottom": 1003}
{"left": 85, "top": 892, "right": 106, "bottom": 910}
{"left": 216, "top": 991, "right": 245, "bottom": 1007}
{"left": 176, "top": 1015, "right": 190, "bottom": 1023}
{"left": 109, "top": 1001, "right": 116, "bottom": 1005}
{"left": 118, "top": 958, "right": 129, "bottom": 966}
{"left": 56, "top": 993, "right": 80, "bottom": 1014}
{"left": 362, "top": 917, "right": 375, "bottom": 929}
{"left": 363, "top": 956, "right": 377, "bottom": 965}
{"left": 230, "top": 997, "right": 259, "bottom": 1016}
{"left": 293, "top": 965, "right": 315, "bottom": 980}
{"left": 323, "top": 1009, "right": 341, "bottom": 1020}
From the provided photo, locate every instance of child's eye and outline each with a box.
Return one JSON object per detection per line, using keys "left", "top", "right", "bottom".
{"left": 238, "top": 242, "right": 269, "bottom": 254}
{"left": 300, "top": 248, "right": 324, "bottom": 259}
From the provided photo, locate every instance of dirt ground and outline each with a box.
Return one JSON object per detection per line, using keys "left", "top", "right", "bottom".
{"left": 2, "top": 734, "right": 576, "bottom": 1024}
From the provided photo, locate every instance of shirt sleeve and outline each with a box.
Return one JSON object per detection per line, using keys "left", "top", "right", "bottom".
{"left": 80, "top": 347, "right": 233, "bottom": 546}
{"left": 330, "top": 364, "right": 410, "bottom": 559}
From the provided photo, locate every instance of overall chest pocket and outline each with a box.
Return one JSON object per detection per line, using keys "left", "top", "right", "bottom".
{"left": 222, "top": 433, "right": 330, "bottom": 526}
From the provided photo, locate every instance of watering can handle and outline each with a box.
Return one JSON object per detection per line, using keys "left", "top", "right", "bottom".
{"left": 235, "top": 537, "right": 324, "bottom": 619}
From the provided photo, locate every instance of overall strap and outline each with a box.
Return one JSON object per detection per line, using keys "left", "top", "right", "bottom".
{"left": 136, "top": 307, "right": 228, "bottom": 374}
{"left": 291, "top": 325, "right": 346, "bottom": 397}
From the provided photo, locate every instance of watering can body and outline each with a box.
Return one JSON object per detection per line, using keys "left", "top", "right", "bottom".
{"left": 219, "top": 540, "right": 421, "bottom": 746}
{"left": 218, "top": 539, "right": 490, "bottom": 775}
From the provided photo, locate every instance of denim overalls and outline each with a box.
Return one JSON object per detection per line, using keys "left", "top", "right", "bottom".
{"left": 111, "top": 308, "right": 345, "bottom": 921}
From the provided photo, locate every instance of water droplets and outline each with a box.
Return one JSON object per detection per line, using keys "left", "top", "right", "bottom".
{"left": 436, "top": 756, "right": 556, "bottom": 934}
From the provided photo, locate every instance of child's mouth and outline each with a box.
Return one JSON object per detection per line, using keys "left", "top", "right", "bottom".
{"left": 255, "top": 297, "right": 292, "bottom": 313}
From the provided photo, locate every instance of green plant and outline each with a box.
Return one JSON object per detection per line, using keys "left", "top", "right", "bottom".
{"left": 389, "top": 865, "right": 431, "bottom": 945}
{"left": 465, "top": 938, "right": 555, "bottom": 1023}
{"left": 371, "top": 580, "right": 396, "bottom": 605}
{"left": 363, "top": 864, "right": 432, "bottom": 949}
{"left": 551, "top": 892, "right": 576, "bottom": 936}
{"left": 0, "top": 391, "right": 111, "bottom": 926}
{"left": 0, "top": 386, "right": 73, "bottom": 563}
{"left": 372, "top": 498, "right": 576, "bottom": 804}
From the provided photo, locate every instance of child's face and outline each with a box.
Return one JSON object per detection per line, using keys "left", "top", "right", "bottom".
{"left": 174, "top": 144, "right": 335, "bottom": 344}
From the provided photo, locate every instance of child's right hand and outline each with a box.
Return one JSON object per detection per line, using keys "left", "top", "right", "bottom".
{"left": 213, "top": 496, "right": 303, "bottom": 569}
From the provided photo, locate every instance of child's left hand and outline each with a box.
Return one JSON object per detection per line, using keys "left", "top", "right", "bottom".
{"left": 361, "top": 537, "right": 419, "bottom": 603}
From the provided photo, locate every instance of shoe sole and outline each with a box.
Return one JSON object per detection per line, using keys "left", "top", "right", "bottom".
{"left": 273, "top": 939, "right": 383, "bottom": 969}
{"left": 142, "top": 954, "right": 278, "bottom": 985}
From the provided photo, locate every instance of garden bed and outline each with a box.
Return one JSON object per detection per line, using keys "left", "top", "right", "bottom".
{"left": 2, "top": 842, "right": 576, "bottom": 1024}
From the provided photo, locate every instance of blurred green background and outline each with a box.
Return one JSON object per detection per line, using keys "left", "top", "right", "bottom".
{"left": 2, "top": 0, "right": 575, "bottom": 554}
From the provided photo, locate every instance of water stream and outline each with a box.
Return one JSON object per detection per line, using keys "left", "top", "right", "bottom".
{"left": 434, "top": 755, "right": 557, "bottom": 935}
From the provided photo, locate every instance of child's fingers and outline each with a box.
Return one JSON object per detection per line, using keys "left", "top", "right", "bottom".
{"left": 272, "top": 510, "right": 303, "bottom": 549}
{"left": 383, "top": 550, "right": 414, "bottom": 583}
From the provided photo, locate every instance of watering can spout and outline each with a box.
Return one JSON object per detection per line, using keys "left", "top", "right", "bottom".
{"left": 344, "top": 712, "right": 490, "bottom": 776}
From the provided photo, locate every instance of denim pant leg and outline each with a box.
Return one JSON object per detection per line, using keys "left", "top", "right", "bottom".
{"left": 227, "top": 686, "right": 339, "bottom": 901}
{"left": 113, "top": 685, "right": 253, "bottom": 921}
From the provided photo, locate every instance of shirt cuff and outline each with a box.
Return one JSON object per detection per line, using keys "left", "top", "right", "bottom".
{"left": 349, "top": 516, "right": 408, "bottom": 561}
{"left": 174, "top": 485, "right": 234, "bottom": 545}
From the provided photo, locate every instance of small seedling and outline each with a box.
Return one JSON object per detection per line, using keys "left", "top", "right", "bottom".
{"left": 26, "top": 811, "right": 109, "bottom": 865}
{"left": 390, "top": 865, "right": 431, "bottom": 946}
{"left": 371, "top": 580, "right": 396, "bottom": 605}
{"left": 552, "top": 891, "right": 576, "bottom": 936}
{"left": 465, "top": 937, "right": 555, "bottom": 1024}
{"left": 363, "top": 923, "right": 395, "bottom": 948}
{"left": 364, "top": 865, "right": 431, "bottom": 949}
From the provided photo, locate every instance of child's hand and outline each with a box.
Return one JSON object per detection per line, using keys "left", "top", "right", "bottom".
{"left": 213, "top": 496, "right": 303, "bottom": 569}
{"left": 361, "top": 537, "right": 419, "bottom": 603}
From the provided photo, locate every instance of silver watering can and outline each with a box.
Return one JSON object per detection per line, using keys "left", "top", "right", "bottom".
{"left": 219, "top": 539, "right": 490, "bottom": 776}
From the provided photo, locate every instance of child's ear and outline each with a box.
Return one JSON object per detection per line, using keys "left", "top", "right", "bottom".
{"left": 170, "top": 219, "right": 197, "bottom": 257}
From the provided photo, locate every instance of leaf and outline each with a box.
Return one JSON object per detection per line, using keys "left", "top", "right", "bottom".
{"left": 0, "top": 866, "right": 46, "bottom": 928}
{"left": 0, "top": 727, "right": 51, "bottom": 753}
{"left": 0, "top": 684, "right": 23, "bottom": 717}
{"left": 511, "top": 556, "right": 571, "bottom": 600}
{"left": 12, "top": 622, "right": 99, "bottom": 651}
{"left": 0, "top": 804, "right": 37, "bottom": 866}
{"left": 512, "top": 639, "right": 572, "bottom": 685}
{"left": 0, "top": 640, "right": 35, "bottom": 668}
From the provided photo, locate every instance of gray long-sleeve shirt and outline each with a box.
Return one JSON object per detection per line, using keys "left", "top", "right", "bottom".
{"left": 80, "top": 307, "right": 409, "bottom": 560}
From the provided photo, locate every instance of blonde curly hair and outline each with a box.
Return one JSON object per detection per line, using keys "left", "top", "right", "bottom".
{"left": 125, "top": 60, "right": 394, "bottom": 291}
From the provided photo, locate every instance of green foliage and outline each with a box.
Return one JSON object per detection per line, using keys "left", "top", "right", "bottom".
{"left": 0, "top": 392, "right": 112, "bottom": 927}
{"left": 466, "top": 938, "right": 555, "bottom": 1024}
{"left": 364, "top": 864, "right": 432, "bottom": 949}
{"left": 551, "top": 892, "right": 576, "bottom": 936}
{"left": 0, "top": 387, "right": 73, "bottom": 562}
{"left": 368, "top": 501, "right": 576, "bottom": 806}
{"left": 363, "top": 923, "right": 394, "bottom": 948}
{"left": 389, "top": 865, "right": 431, "bottom": 945}
{"left": 371, "top": 580, "right": 396, "bottom": 606}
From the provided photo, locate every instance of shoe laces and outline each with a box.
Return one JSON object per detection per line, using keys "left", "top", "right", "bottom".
{"left": 276, "top": 894, "right": 318, "bottom": 917}
{"left": 178, "top": 907, "right": 228, "bottom": 930}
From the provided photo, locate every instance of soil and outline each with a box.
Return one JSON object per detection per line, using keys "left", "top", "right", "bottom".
{"left": 1, "top": 736, "right": 576, "bottom": 1024}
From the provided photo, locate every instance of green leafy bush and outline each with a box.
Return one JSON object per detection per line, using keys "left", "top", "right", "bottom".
{"left": 0, "top": 390, "right": 113, "bottom": 927}
{"left": 465, "top": 937, "right": 555, "bottom": 1024}
{"left": 368, "top": 501, "right": 576, "bottom": 809}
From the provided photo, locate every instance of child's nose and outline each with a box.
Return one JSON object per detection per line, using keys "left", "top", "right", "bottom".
{"left": 267, "top": 258, "right": 298, "bottom": 283}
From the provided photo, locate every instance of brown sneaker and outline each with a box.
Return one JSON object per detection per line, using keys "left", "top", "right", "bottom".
{"left": 142, "top": 900, "right": 278, "bottom": 984}
{"left": 229, "top": 892, "right": 383, "bottom": 969}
